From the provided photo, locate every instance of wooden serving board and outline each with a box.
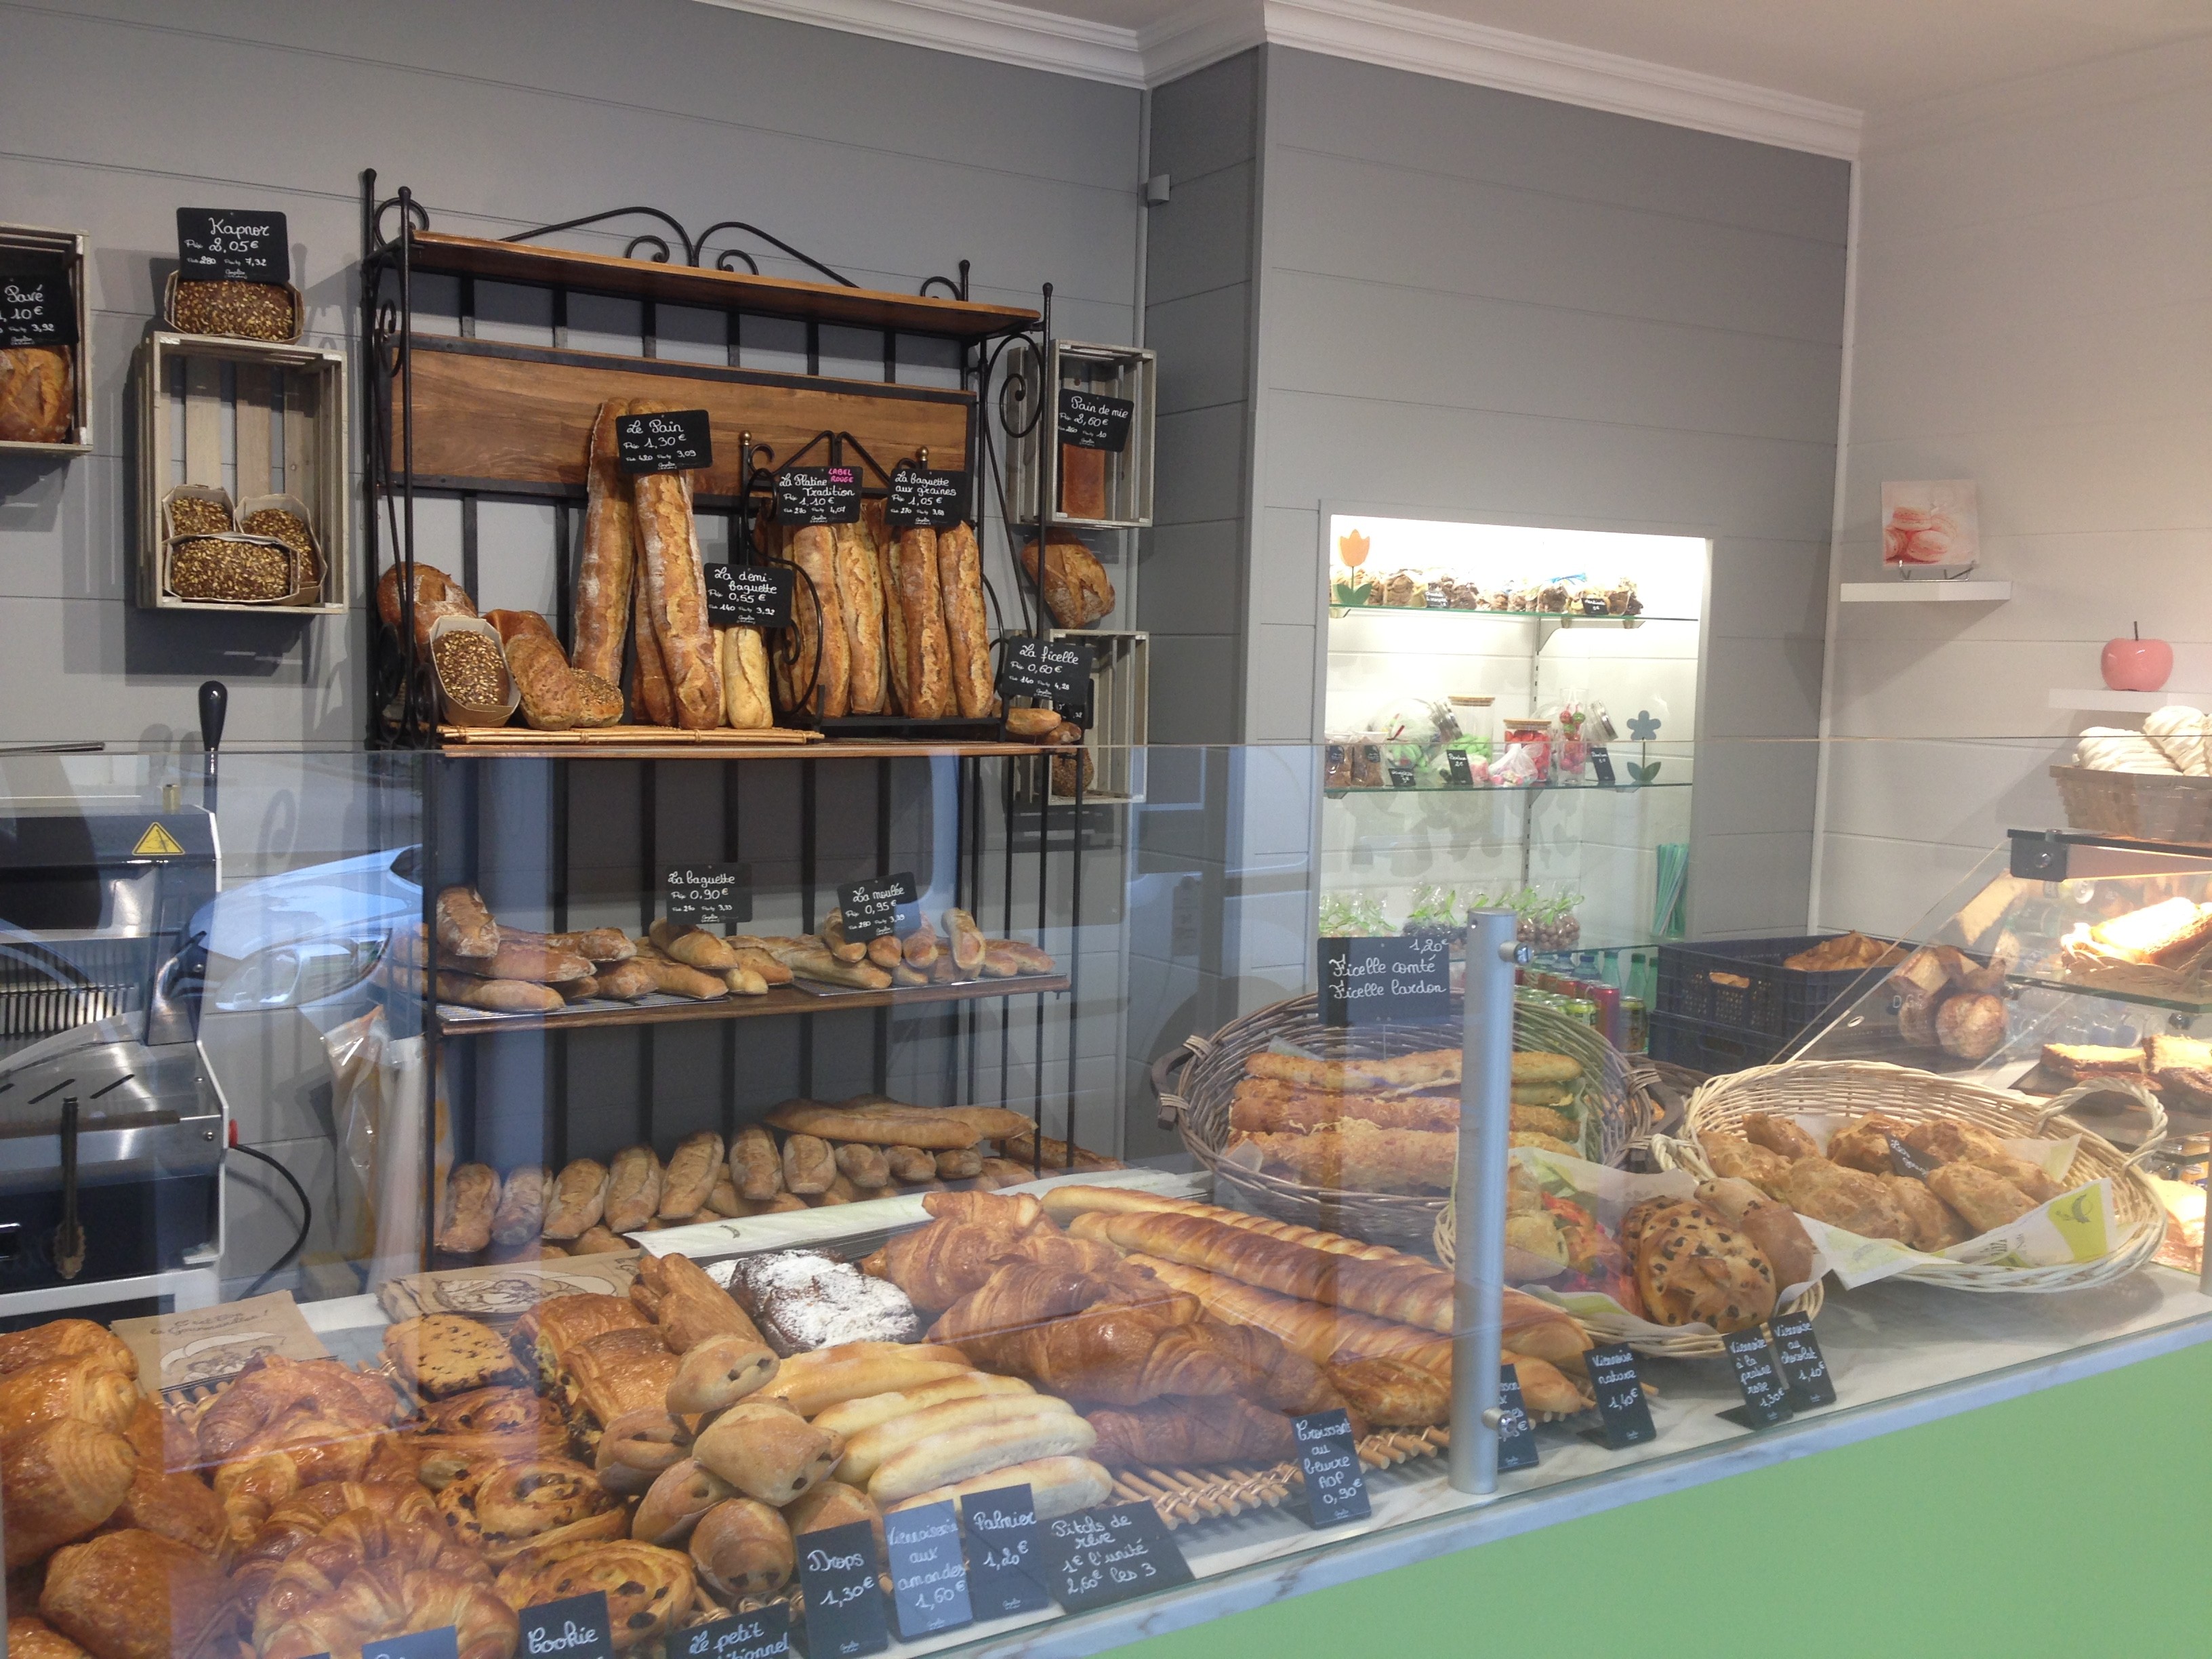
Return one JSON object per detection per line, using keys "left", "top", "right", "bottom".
{"left": 440, "top": 723, "right": 822, "bottom": 745}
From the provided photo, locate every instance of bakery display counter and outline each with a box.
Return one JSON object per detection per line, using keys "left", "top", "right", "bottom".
{"left": 436, "top": 973, "right": 1072, "bottom": 1036}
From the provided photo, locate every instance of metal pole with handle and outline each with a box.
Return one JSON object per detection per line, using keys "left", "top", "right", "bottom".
{"left": 1449, "top": 908, "right": 1524, "bottom": 1495}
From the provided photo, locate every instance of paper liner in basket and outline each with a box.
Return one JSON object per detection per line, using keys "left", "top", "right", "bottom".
{"left": 1509, "top": 1147, "right": 1828, "bottom": 1341}
{"left": 1744, "top": 1112, "right": 2104, "bottom": 1290}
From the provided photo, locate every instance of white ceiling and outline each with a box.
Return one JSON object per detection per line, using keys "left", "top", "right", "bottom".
{"left": 1019, "top": 0, "right": 2212, "bottom": 108}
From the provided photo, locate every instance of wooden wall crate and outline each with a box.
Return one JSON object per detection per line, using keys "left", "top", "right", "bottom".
{"left": 1002, "top": 340, "right": 1155, "bottom": 530}
{"left": 1014, "top": 629, "right": 1149, "bottom": 805}
{"left": 0, "top": 222, "right": 91, "bottom": 456}
{"left": 135, "top": 329, "right": 348, "bottom": 613}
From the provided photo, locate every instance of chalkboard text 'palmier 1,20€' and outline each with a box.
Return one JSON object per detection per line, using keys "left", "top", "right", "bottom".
{"left": 797, "top": 1521, "right": 889, "bottom": 1659}
{"left": 704, "top": 562, "right": 794, "bottom": 630}
{"left": 1719, "top": 1328, "right": 1795, "bottom": 1430}
{"left": 518, "top": 1592, "right": 613, "bottom": 1659}
{"left": 1057, "top": 386, "right": 1134, "bottom": 451}
{"left": 1771, "top": 1308, "right": 1837, "bottom": 1409}
{"left": 675, "top": 1605, "right": 787, "bottom": 1659}
{"left": 1317, "top": 933, "right": 1452, "bottom": 1027}
{"left": 1580, "top": 1343, "right": 1658, "bottom": 1450}
{"left": 775, "top": 465, "right": 861, "bottom": 526}
{"left": 884, "top": 466, "right": 968, "bottom": 531}
{"left": 0, "top": 256, "right": 76, "bottom": 350}
{"left": 615, "top": 409, "right": 713, "bottom": 474}
{"left": 1044, "top": 1503, "right": 1193, "bottom": 1614}
{"left": 835, "top": 872, "right": 920, "bottom": 944}
{"left": 884, "top": 1500, "right": 974, "bottom": 1640}
{"left": 1292, "top": 1409, "right": 1370, "bottom": 1527}
{"left": 958, "top": 1483, "right": 1050, "bottom": 1618}
{"left": 176, "top": 207, "right": 290, "bottom": 283}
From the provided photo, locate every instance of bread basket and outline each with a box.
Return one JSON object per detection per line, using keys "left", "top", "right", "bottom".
{"left": 2050, "top": 763, "right": 2212, "bottom": 845}
{"left": 1153, "top": 990, "right": 1637, "bottom": 1248}
{"left": 428, "top": 614, "right": 520, "bottom": 729}
{"left": 1654, "top": 1059, "right": 2168, "bottom": 1293}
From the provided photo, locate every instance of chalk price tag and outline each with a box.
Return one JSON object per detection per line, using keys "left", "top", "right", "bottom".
{"left": 797, "top": 1520, "right": 889, "bottom": 1659}
{"left": 996, "top": 635, "right": 1093, "bottom": 717}
{"left": 0, "top": 255, "right": 75, "bottom": 350}
{"left": 1292, "top": 1408, "right": 1370, "bottom": 1527}
{"left": 1058, "top": 386, "right": 1133, "bottom": 451}
{"left": 1580, "top": 1342, "right": 1657, "bottom": 1450}
{"left": 1446, "top": 752, "right": 1476, "bottom": 787}
{"left": 885, "top": 466, "right": 967, "bottom": 531}
{"left": 1496, "top": 1365, "right": 1540, "bottom": 1472}
{"left": 1317, "top": 933, "right": 1452, "bottom": 1027}
{"left": 884, "top": 1500, "right": 972, "bottom": 1639}
{"left": 1885, "top": 1133, "right": 1944, "bottom": 1182}
{"left": 776, "top": 466, "right": 861, "bottom": 525}
{"left": 663, "top": 863, "right": 751, "bottom": 928}
{"left": 363, "top": 1629, "right": 457, "bottom": 1659}
{"left": 518, "top": 1593, "right": 612, "bottom": 1659}
{"left": 674, "top": 1606, "right": 787, "bottom": 1659}
{"left": 958, "top": 1484, "right": 1050, "bottom": 1618}
{"left": 616, "top": 409, "right": 712, "bottom": 474}
{"left": 1387, "top": 763, "right": 1417, "bottom": 788}
{"left": 1589, "top": 747, "right": 1616, "bottom": 785}
{"left": 176, "top": 207, "right": 289, "bottom": 283}
{"left": 836, "top": 872, "right": 919, "bottom": 943}
{"left": 705, "top": 562, "right": 794, "bottom": 630}
{"left": 1044, "top": 1502, "right": 1192, "bottom": 1614}
{"left": 1771, "top": 1309, "right": 1837, "bottom": 1409}
{"left": 1719, "top": 1329, "right": 1794, "bottom": 1430}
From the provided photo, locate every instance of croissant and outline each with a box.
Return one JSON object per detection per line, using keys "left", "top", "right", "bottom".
{"left": 630, "top": 1252, "right": 763, "bottom": 1355}
{"left": 253, "top": 1509, "right": 491, "bottom": 1645}
{"left": 213, "top": 1410, "right": 411, "bottom": 1544}
{"left": 8, "top": 1617, "right": 91, "bottom": 1659}
{"left": 0, "top": 1322, "right": 136, "bottom": 1382}
{"left": 433, "top": 1458, "right": 623, "bottom": 1563}
{"left": 230, "top": 1482, "right": 439, "bottom": 1620}
{"left": 258, "top": 1562, "right": 516, "bottom": 1659}
{"left": 1084, "top": 1395, "right": 1296, "bottom": 1469}
{"left": 39, "top": 1530, "right": 230, "bottom": 1659}
{"left": 0, "top": 1356, "right": 139, "bottom": 1441}
{"left": 110, "top": 1401, "right": 225, "bottom": 1557}
{"left": 934, "top": 1267, "right": 1248, "bottom": 1406}
{"left": 493, "top": 1539, "right": 694, "bottom": 1653}
{"left": 196, "top": 1357, "right": 398, "bottom": 1463}
{"left": 2, "top": 1419, "right": 136, "bottom": 1568}
{"left": 1180, "top": 1319, "right": 1349, "bottom": 1416}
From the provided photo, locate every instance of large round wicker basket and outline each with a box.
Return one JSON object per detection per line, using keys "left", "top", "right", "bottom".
{"left": 1153, "top": 991, "right": 1639, "bottom": 1248}
{"left": 1654, "top": 1060, "right": 2168, "bottom": 1293}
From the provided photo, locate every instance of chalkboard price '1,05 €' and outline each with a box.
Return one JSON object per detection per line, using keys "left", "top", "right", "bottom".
{"left": 176, "top": 207, "right": 290, "bottom": 284}
{"left": 884, "top": 467, "right": 968, "bottom": 530}
{"left": 0, "top": 257, "right": 76, "bottom": 350}
{"left": 1317, "top": 933, "right": 1452, "bottom": 1027}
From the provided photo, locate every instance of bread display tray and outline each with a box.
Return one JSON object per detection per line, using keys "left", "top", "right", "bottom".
{"left": 1115, "top": 1426, "right": 1448, "bottom": 1529}
{"left": 2051, "top": 763, "right": 2212, "bottom": 846}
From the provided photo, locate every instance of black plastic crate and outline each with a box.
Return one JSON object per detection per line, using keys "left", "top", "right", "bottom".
{"left": 1648, "top": 1009, "right": 1786, "bottom": 1076}
{"left": 1655, "top": 933, "right": 1892, "bottom": 1046}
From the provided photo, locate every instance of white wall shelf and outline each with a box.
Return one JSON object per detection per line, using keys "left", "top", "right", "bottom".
{"left": 1839, "top": 579, "right": 2011, "bottom": 603}
{"left": 2048, "top": 689, "right": 2209, "bottom": 713}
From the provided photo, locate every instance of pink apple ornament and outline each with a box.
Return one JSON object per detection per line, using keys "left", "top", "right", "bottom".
{"left": 2102, "top": 623, "right": 2173, "bottom": 693}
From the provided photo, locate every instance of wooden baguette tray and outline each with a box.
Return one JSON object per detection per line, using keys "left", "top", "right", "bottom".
{"left": 1114, "top": 1427, "right": 1450, "bottom": 1529}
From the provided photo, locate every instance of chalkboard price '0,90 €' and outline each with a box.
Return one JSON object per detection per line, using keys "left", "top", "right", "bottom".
{"left": 1292, "top": 1408, "right": 1370, "bottom": 1527}
{"left": 176, "top": 207, "right": 290, "bottom": 284}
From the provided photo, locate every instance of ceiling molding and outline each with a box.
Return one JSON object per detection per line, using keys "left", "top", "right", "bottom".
{"left": 690, "top": 0, "right": 1863, "bottom": 158}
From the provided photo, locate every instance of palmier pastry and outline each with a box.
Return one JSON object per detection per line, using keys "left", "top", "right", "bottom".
{"left": 493, "top": 1539, "right": 695, "bottom": 1652}
{"left": 434, "top": 1458, "right": 623, "bottom": 1562}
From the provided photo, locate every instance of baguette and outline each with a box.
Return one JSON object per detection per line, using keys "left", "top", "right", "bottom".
{"left": 595, "top": 960, "right": 659, "bottom": 1002}
{"left": 813, "top": 1172, "right": 863, "bottom": 1206}
{"left": 757, "top": 1344, "right": 972, "bottom": 1417}
{"left": 502, "top": 926, "right": 636, "bottom": 964}
{"left": 886, "top": 1146, "right": 938, "bottom": 1184}
{"left": 729, "top": 945, "right": 792, "bottom": 986}
{"left": 892, "top": 527, "right": 954, "bottom": 718}
{"left": 634, "top": 957, "right": 729, "bottom": 1001}
{"left": 731, "top": 1125, "right": 783, "bottom": 1202}
{"left": 445, "top": 941, "right": 594, "bottom": 984}
{"left": 492, "top": 1166, "right": 550, "bottom": 1246}
{"left": 605, "top": 1147, "right": 663, "bottom": 1233}
{"left": 787, "top": 525, "right": 850, "bottom": 718}
{"left": 781, "top": 1134, "right": 834, "bottom": 1195}
{"left": 902, "top": 920, "right": 940, "bottom": 968}
{"left": 817, "top": 912, "right": 870, "bottom": 965}
{"left": 866, "top": 1409, "right": 1098, "bottom": 1504}
{"left": 833, "top": 522, "right": 887, "bottom": 715}
{"left": 437, "top": 1163, "right": 499, "bottom": 1254}
{"left": 838, "top": 1395, "right": 1074, "bottom": 1487}
{"left": 935, "top": 522, "right": 996, "bottom": 719}
{"left": 765, "top": 1101, "right": 980, "bottom": 1151}
{"left": 867, "top": 934, "right": 903, "bottom": 973}
{"left": 575, "top": 398, "right": 637, "bottom": 687}
{"left": 869, "top": 501, "right": 912, "bottom": 713}
{"left": 633, "top": 447, "right": 724, "bottom": 730}
{"left": 723, "top": 966, "right": 769, "bottom": 996}
{"left": 834, "top": 1144, "right": 891, "bottom": 1189}
{"left": 437, "top": 886, "right": 499, "bottom": 960}
{"left": 631, "top": 555, "right": 675, "bottom": 724}
{"left": 783, "top": 949, "right": 893, "bottom": 991}
{"left": 811, "top": 1373, "right": 1033, "bottom": 1440}
{"left": 935, "top": 1149, "right": 983, "bottom": 1180}
{"left": 649, "top": 919, "right": 741, "bottom": 972}
{"left": 716, "top": 626, "right": 774, "bottom": 730}
{"left": 541, "top": 1160, "right": 610, "bottom": 1241}
{"left": 436, "top": 972, "right": 562, "bottom": 1014}
{"left": 660, "top": 1132, "right": 726, "bottom": 1218}
{"left": 943, "top": 909, "right": 985, "bottom": 974}
{"left": 882, "top": 1454, "right": 1112, "bottom": 1523}
{"left": 558, "top": 975, "right": 600, "bottom": 1002}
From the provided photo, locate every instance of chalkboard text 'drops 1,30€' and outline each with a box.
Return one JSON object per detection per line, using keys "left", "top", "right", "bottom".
{"left": 663, "top": 864, "right": 751, "bottom": 928}
{"left": 797, "top": 1521, "right": 888, "bottom": 1659}
{"left": 836, "top": 872, "right": 920, "bottom": 944}
{"left": 176, "top": 207, "right": 290, "bottom": 283}
{"left": 674, "top": 1605, "right": 787, "bottom": 1659}
{"left": 705, "top": 562, "right": 794, "bottom": 630}
{"left": 996, "top": 636, "right": 1092, "bottom": 718}
{"left": 884, "top": 1500, "right": 973, "bottom": 1640}
{"left": 1057, "top": 386, "right": 1134, "bottom": 451}
{"left": 958, "top": 1483, "right": 1050, "bottom": 1618}
{"left": 616, "top": 409, "right": 712, "bottom": 474}
{"left": 1292, "top": 1409, "right": 1370, "bottom": 1527}
{"left": 1317, "top": 933, "right": 1452, "bottom": 1027}
{"left": 884, "top": 467, "right": 968, "bottom": 531}
{"left": 0, "top": 257, "right": 76, "bottom": 350}
{"left": 518, "top": 1591, "right": 613, "bottom": 1659}
{"left": 775, "top": 466, "right": 861, "bottom": 526}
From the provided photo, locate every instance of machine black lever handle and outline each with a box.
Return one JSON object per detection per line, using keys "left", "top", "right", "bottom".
{"left": 53, "top": 1095, "right": 83, "bottom": 1281}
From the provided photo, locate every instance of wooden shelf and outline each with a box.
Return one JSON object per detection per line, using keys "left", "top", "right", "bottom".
{"left": 406, "top": 231, "right": 1038, "bottom": 343}
{"left": 2049, "top": 689, "right": 2209, "bottom": 713}
{"left": 438, "top": 973, "right": 1070, "bottom": 1035}
{"left": 438, "top": 728, "right": 1043, "bottom": 761}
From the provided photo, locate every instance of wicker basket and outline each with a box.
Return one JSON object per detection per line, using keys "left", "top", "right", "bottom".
{"left": 1153, "top": 991, "right": 1636, "bottom": 1247}
{"left": 2050, "top": 764, "right": 2212, "bottom": 845}
{"left": 1656, "top": 1059, "right": 2167, "bottom": 1292}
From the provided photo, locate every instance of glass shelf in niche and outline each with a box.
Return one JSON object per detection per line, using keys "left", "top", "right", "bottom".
{"left": 1326, "top": 603, "right": 1697, "bottom": 626}
{"left": 1322, "top": 778, "right": 1693, "bottom": 799}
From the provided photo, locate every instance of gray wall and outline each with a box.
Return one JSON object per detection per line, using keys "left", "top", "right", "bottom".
{"left": 0, "top": 0, "right": 1141, "bottom": 752}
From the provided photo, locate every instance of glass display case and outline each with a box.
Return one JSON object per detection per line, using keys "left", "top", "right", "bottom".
{"left": 0, "top": 737, "right": 2206, "bottom": 1659}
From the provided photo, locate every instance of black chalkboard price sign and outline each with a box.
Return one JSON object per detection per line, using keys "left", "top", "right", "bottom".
{"left": 885, "top": 467, "right": 968, "bottom": 531}
{"left": 836, "top": 872, "right": 919, "bottom": 943}
{"left": 518, "top": 1592, "right": 613, "bottom": 1659}
{"left": 1495, "top": 1364, "right": 1540, "bottom": 1472}
{"left": 1446, "top": 752, "right": 1476, "bottom": 787}
{"left": 1387, "top": 763, "right": 1417, "bottom": 788}
{"left": 958, "top": 1484, "right": 1050, "bottom": 1618}
{"left": 776, "top": 466, "right": 862, "bottom": 526}
{"left": 1771, "top": 1309, "right": 1837, "bottom": 1409}
{"left": 1058, "top": 387, "right": 1134, "bottom": 451}
{"left": 1580, "top": 1342, "right": 1658, "bottom": 1450}
{"left": 176, "top": 208, "right": 289, "bottom": 283}
{"left": 1292, "top": 1408, "right": 1370, "bottom": 1527}
{"left": 1719, "top": 1328, "right": 1795, "bottom": 1430}
{"left": 1044, "top": 1503, "right": 1191, "bottom": 1614}
{"left": 674, "top": 1605, "right": 788, "bottom": 1659}
{"left": 663, "top": 864, "right": 751, "bottom": 928}
{"left": 884, "top": 1500, "right": 973, "bottom": 1639}
{"left": 1589, "top": 747, "right": 1616, "bottom": 785}
{"left": 705, "top": 563, "right": 794, "bottom": 630}
{"left": 797, "top": 1520, "right": 888, "bottom": 1659}
{"left": 0, "top": 257, "right": 76, "bottom": 350}
{"left": 616, "top": 409, "right": 712, "bottom": 474}
{"left": 996, "top": 635, "right": 1093, "bottom": 716}
{"left": 363, "top": 1628, "right": 457, "bottom": 1659}
{"left": 1317, "top": 933, "right": 1452, "bottom": 1027}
